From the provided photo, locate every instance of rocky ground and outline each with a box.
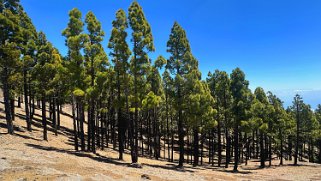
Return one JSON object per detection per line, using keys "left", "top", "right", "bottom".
{"left": 1, "top": 98, "right": 321, "bottom": 181}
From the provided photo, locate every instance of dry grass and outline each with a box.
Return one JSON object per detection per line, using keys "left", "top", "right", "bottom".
{"left": 1, "top": 96, "right": 321, "bottom": 181}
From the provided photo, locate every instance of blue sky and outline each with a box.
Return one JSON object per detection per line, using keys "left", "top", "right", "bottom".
{"left": 21, "top": 0, "right": 321, "bottom": 108}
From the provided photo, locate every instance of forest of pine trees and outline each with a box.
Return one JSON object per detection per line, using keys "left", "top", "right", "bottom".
{"left": 1, "top": 0, "right": 321, "bottom": 172}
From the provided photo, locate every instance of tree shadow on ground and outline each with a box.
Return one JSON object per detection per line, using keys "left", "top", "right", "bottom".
{"left": 16, "top": 113, "right": 75, "bottom": 137}
{"left": 59, "top": 110, "right": 73, "bottom": 119}
{"left": 141, "top": 163, "right": 195, "bottom": 173}
{"left": 14, "top": 132, "right": 43, "bottom": 141}
{"left": 25, "top": 143, "right": 130, "bottom": 167}
{"left": 0, "top": 122, "right": 26, "bottom": 134}
{"left": 211, "top": 167, "right": 252, "bottom": 174}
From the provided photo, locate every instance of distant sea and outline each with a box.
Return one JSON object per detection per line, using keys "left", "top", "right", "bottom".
{"left": 273, "top": 89, "right": 321, "bottom": 110}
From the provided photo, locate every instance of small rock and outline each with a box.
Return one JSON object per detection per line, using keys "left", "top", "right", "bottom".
{"left": 16, "top": 178, "right": 27, "bottom": 181}
{"left": 130, "top": 163, "right": 142, "bottom": 168}
{"left": 141, "top": 174, "right": 151, "bottom": 180}
{"left": 1, "top": 157, "right": 6, "bottom": 160}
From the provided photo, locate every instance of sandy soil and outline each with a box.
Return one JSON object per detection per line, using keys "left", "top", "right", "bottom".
{"left": 1, "top": 97, "right": 321, "bottom": 181}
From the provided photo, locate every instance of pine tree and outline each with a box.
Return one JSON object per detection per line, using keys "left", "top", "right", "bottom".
{"left": 252, "top": 87, "right": 273, "bottom": 168}
{"left": 128, "top": 1, "right": 155, "bottom": 164}
{"left": 108, "top": 9, "right": 131, "bottom": 160}
{"left": 230, "top": 68, "right": 249, "bottom": 172}
{"left": 166, "top": 22, "right": 191, "bottom": 167}
{"left": 186, "top": 62, "right": 216, "bottom": 166}
{"left": 0, "top": 0, "right": 22, "bottom": 134}
{"left": 292, "top": 94, "right": 304, "bottom": 165}
{"left": 62, "top": 8, "right": 87, "bottom": 151}
{"left": 84, "top": 11, "right": 108, "bottom": 153}
{"left": 207, "top": 70, "right": 232, "bottom": 167}
{"left": 33, "top": 32, "right": 57, "bottom": 140}
{"left": 18, "top": 7, "right": 37, "bottom": 132}
{"left": 144, "top": 56, "right": 165, "bottom": 159}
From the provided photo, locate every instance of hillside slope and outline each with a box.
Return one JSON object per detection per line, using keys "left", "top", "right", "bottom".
{"left": 1, "top": 98, "right": 321, "bottom": 181}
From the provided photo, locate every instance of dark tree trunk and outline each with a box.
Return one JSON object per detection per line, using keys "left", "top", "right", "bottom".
{"left": 225, "top": 128, "right": 231, "bottom": 168}
{"left": 318, "top": 140, "right": 321, "bottom": 163}
{"left": 92, "top": 101, "right": 96, "bottom": 154}
{"left": 37, "top": 100, "right": 40, "bottom": 109}
{"left": 80, "top": 103, "right": 85, "bottom": 151}
{"left": 217, "top": 117, "right": 222, "bottom": 167}
{"left": 178, "top": 113, "right": 184, "bottom": 167}
{"left": 212, "top": 129, "right": 216, "bottom": 165}
{"left": 72, "top": 97, "right": 78, "bottom": 151}
{"left": 201, "top": 133, "right": 204, "bottom": 165}
{"left": 269, "top": 136, "right": 272, "bottom": 166}
{"left": 193, "top": 128, "right": 199, "bottom": 166}
{"left": 256, "top": 130, "right": 259, "bottom": 159}
{"left": 154, "top": 108, "right": 160, "bottom": 160}
{"left": 280, "top": 129, "right": 283, "bottom": 165}
{"left": 208, "top": 132, "right": 212, "bottom": 164}
{"left": 288, "top": 136, "right": 292, "bottom": 161}
{"left": 41, "top": 96, "right": 47, "bottom": 141}
{"left": 171, "top": 113, "right": 174, "bottom": 162}
{"left": 3, "top": 75, "right": 13, "bottom": 134}
{"left": 129, "top": 112, "right": 138, "bottom": 163}
{"left": 53, "top": 97, "right": 57, "bottom": 136}
{"left": 118, "top": 108, "right": 125, "bottom": 160}
{"left": 23, "top": 70, "right": 31, "bottom": 131}
{"left": 10, "top": 98, "right": 15, "bottom": 121}
{"left": 17, "top": 96, "right": 21, "bottom": 108}
{"left": 294, "top": 102, "right": 300, "bottom": 165}
{"left": 87, "top": 104, "right": 92, "bottom": 151}
{"left": 233, "top": 123, "right": 239, "bottom": 172}
{"left": 245, "top": 133, "right": 249, "bottom": 165}
{"left": 260, "top": 132, "right": 265, "bottom": 168}
{"left": 57, "top": 102, "right": 60, "bottom": 130}
{"left": 311, "top": 140, "right": 314, "bottom": 162}
{"left": 117, "top": 67, "right": 125, "bottom": 160}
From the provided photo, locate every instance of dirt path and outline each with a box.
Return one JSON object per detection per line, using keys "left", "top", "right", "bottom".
{"left": 1, "top": 98, "right": 321, "bottom": 181}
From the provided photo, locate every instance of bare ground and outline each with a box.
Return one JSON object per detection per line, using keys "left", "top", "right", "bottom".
{"left": 1, "top": 97, "right": 321, "bottom": 181}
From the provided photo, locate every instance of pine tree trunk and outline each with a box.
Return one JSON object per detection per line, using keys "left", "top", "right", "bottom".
{"left": 233, "top": 123, "right": 239, "bottom": 172}
{"left": 118, "top": 109, "right": 125, "bottom": 160}
{"left": 91, "top": 99, "right": 96, "bottom": 153}
{"left": 269, "top": 136, "right": 272, "bottom": 166}
{"left": 208, "top": 132, "right": 212, "bottom": 164}
{"left": 260, "top": 132, "right": 265, "bottom": 168}
{"left": 193, "top": 128, "right": 199, "bottom": 166}
{"left": 256, "top": 130, "right": 259, "bottom": 159}
{"left": 201, "top": 133, "right": 204, "bottom": 165}
{"left": 77, "top": 103, "right": 83, "bottom": 151}
{"left": 318, "top": 140, "right": 321, "bottom": 163}
{"left": 218, "top": 115, "right": 222, "bottom": 167}
{"left": 171, "top": 114, "right": 174, "bottom": 162}
{"left": 96, "top": 106, "right": 100, "bottom": 149}
{"left": 3, "top": 74, "right": 13, "bottom": 134}
{"left": 41, "top": 96, "right": 47, "bottom": 141}
{"left": 295, "top": 102, "right": 300, "bottom": 165}
{"left": 212, "top": 129, "right": 216, "bottom": 165}
{"left": 10, "top": 98, "right": 15, "bottom": 121}
{"left": 225, "top": 128, "right": 231, "bottom": 168}
{"left": 288, "top": 136, "right": 292, "bottom": 161}
{"left": 245, "top": 133, "right": 248, "bottom": 165}
{"left": 280, "top": 129, "right": 283, "bottom": 165}
{"left": 57, "top": 101, "right": 60, "bottom": 130}
{"left": 177, "top": 75, "right": 184, "bottom": 167}
{"left": 23, "top": 70, "right": 31, "bottom": 131}
{"left": 17, "top": 96, "right": 21, "bottom": 108}
{"left": 72, "top": 96, "right": 78, "bottom": 151}
{"left": 87, "top": 103, "right": 92, "bottom": 151}
{"left": 52, "top": 97, "right": 57, "bottom": 136}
